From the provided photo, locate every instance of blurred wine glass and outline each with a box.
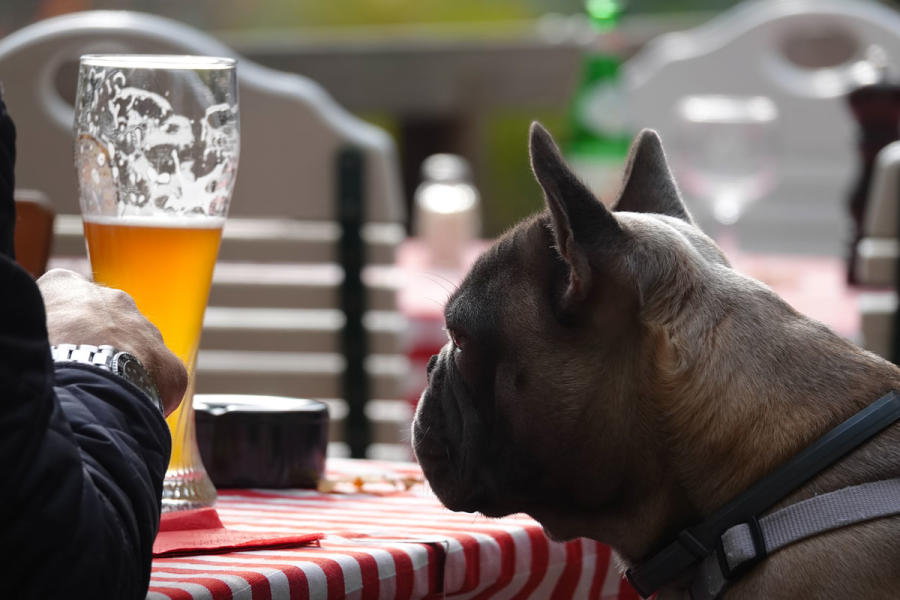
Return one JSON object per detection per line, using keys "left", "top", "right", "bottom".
{"left": 675, "top": 95, "right": 779, "bottom": 256}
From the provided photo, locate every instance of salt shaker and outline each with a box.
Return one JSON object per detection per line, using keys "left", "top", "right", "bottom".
{"left": 413, "top": 154, "right": 481, "bottom": 270}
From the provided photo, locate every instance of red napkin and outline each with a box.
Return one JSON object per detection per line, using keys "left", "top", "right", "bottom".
{"left": 153, "top": 507, "right": 323, "bottom": 557}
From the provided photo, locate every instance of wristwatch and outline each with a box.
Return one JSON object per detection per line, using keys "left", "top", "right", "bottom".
{"left": 51, "top": 344, "right": 164, "bottom": 415}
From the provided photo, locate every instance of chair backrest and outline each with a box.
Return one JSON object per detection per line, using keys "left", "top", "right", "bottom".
{"left": 855, "top": 141, "right": 900, "bottom": 358}
{"left": 857, "top": 140, "right": 900, "bottom": 286}
{"left": 14, "top": 188, "right": 54, "bottom": 278}
{"left": 623, "top": 0, "right": 900, "bottom": 257}
{"left": 0, "top": 11, "right": 411, "bottom": 458}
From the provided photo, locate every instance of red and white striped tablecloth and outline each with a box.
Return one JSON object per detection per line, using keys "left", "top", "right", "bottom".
{"left": 148, "top": 459, "right": 641, "bottom": 599}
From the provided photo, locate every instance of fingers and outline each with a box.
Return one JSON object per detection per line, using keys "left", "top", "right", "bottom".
{"left": 149, "top": 346, "right": 188, "bottom": 417}
{"left": 38, "top": 268, "right": 188, "bottom": 416}
{"left": 37, "top": 267, "right": 89, "bottom": 292}
{"left": 99, "top": 289, "right": 187, "bottom": 416}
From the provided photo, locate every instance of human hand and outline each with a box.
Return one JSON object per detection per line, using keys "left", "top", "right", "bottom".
{"left": 37, "top": 268, "right": 188, "bottom": 416}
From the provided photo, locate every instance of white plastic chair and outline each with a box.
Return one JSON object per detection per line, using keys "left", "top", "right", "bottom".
{"left": 0, "top": 11, "right": 411, "bottom": 457}
{"left": 856, "top": 141, "right": 900, "bottom": 357}
{"left": 623, "top": 0, "right": 900, "bottom": 257}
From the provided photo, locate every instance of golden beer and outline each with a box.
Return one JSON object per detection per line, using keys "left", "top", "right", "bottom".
{"left": 83, "top": 216, "right": 223, "bottom": 481}
{"left": 75, "top": 53, "right": 238, "bottom": 511}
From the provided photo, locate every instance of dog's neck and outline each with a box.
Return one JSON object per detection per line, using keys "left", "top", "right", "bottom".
{"left": 591, "top": 264, "right": 900, "bottom": 566}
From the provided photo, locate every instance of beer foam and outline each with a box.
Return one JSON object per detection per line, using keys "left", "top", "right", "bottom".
{"left": 83, "top": 214, "right": 226, "bottom": 229}
{"left": 75, "top": 62, "right": 239, "bottom": 219}
{"left": 80, "top": 55, "right": 235, "bottom": 71}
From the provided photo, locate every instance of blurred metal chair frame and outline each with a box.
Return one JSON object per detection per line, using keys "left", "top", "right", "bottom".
{"left": 623, "top": 0, "right": 900, "bottom": 258}
{"left": 856, "top": 141, "right": 900, "bottom": 358}
{"left": 0, "top": 10, "right": 411, "bottom": 458}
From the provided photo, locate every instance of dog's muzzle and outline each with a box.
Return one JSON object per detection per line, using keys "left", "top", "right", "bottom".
{"left": 412, "top": 348, "right": 490, "bottom": 512}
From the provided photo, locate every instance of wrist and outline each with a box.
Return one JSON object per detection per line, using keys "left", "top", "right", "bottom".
{"left": 51, "top": 344, "right": 164, "bottom": 415}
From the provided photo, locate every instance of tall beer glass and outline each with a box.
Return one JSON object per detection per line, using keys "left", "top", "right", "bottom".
{"left": 74, "top": 55, "right": 240, "bottom": 511}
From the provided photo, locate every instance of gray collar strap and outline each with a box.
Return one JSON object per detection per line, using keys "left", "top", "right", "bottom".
{"left": 691, "top": 477, "right": 900, "bottom": 600}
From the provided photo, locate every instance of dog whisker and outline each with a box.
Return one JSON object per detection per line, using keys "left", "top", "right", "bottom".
{"left": 422, "top": 272, "right": 459, "bottom": 296}
{"left": 424, "top": 296, "right": 448, "bottom": 310}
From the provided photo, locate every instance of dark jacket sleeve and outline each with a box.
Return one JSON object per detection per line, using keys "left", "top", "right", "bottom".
{"left": 0, "top": 221, "right": 172, "bottom": 600}
{"left": 0, "top": 94, "right": 171, "bottom": 599}
{"left": 0, "top": 95, "right": 15, "bottom": 259}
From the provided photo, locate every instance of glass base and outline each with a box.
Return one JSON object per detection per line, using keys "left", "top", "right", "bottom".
{"left": 161, "top": 466, "right": 218, "bottom": 513}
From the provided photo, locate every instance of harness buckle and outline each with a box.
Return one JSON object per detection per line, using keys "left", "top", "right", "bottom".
{"left": 716, "top": 515, "right": 768, "bottom": 580}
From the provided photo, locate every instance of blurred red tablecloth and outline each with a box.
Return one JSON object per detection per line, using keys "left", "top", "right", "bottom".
{"left": 148, "top": 459, "right": 640, "bottom": 599}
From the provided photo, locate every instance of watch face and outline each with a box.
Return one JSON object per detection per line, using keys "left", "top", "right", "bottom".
{"left": 115, "top": 353, "right": 161, "bottom": 408}
{"left": 121, "top": 358, "right": 142, "bottom": 383}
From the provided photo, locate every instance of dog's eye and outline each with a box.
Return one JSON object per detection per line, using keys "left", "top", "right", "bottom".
{"left": 446, "top": 327, "right": 467, "bottom": 350}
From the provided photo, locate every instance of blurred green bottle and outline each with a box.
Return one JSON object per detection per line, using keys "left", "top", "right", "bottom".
{"left": 566, "top": 0, "right": 632, "bottom": 201}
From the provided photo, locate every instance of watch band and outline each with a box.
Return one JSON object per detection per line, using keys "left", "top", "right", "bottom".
{"left": 52, "top": 343, "right": 119, "bottom": 368}
{"left": 51, "top": 344, "right": 164, "bottom": 414}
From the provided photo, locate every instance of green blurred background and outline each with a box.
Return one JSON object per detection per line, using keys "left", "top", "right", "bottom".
{"left": 2, "top": 0, "right": 897, "bottom": 235}
{"left": 1, "top": 1, "right": 747, "bottom": 32}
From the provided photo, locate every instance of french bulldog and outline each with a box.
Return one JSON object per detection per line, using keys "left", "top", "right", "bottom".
{"left": 411, "top": 123, "right": 900, "bottom": 598}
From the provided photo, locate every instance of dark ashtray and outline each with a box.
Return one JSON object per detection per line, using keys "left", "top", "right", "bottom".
{"left": 194, "top": 394, "right": 329, "bottom": 489}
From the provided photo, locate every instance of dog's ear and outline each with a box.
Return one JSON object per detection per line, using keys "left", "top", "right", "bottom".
{"left": 529, "top": 122, "right": 621, "bottom": 310}
{"left": 614, "top": 129, "right": 693, "bottom": 223}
